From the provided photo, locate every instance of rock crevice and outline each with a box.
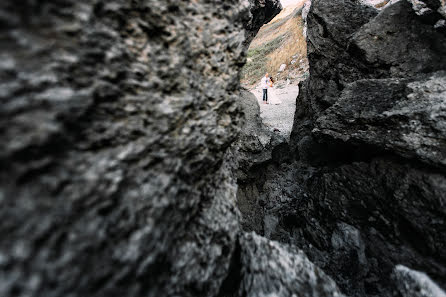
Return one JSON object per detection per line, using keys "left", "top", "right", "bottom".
{"left": 1, "top": 0, "right": 446, "bottom": 297}
{"left": 239, "top": 1, "right": 446, "bottom": 297}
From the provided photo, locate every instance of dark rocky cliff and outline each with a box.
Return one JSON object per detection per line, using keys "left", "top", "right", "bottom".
{"left": 243, "top": 0, "right": 283, "bottom": 47}
{"left": 0, "top": 0, "right": 345, "bottom": 297}
{"left": 237, "top": 1, "right": 446, "bottom": 297}
{"left": 1, "top": 0, "right": 445, "bottom": 297}
{"left": 0, "top": 1, "right": 247, "bottom": 295}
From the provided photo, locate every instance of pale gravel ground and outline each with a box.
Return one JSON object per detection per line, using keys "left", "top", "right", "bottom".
{"left": 250, "top": 85, "right": 300, "bottom": 140}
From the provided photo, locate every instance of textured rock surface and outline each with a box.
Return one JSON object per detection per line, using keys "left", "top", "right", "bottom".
{"left": 302, "top": 0, "right": 312, "bottom": 38}
{"left": 351, "top": 1, "right": 446, "bottom": 76}
{"left": 393, "top": 265, "right": 446, "bottom": 297}
{"left": 243, "top": 0, "right": 283, "bottom": 47}
{"left": 314, "top": 72, "right": 446, "bottom": 169}
{"left": 234, "top": 90, "right": 291, "bottom": 234}
{"left": 0, "top": 1, "right": 296, "bottom": 297}
{"left": 292, "top": 0, "right": 378, "bottom": 126}
{"left": 239, "top": 1, "right": 446, "bottom": 296}
{"left": 407, "top": 0, "right": 446, "bottom": 18}
{"left": 3, "top": 0, "right": 446, "bottom": 296}
{"left": 255, "top": 0, "right": 446, "bottom": 297}
{"left": 237, "top": 232, "right": 345, "bottom": 297}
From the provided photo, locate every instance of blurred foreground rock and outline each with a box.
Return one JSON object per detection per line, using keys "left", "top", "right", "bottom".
{"left": 2, "top": 0, "right": 445, "bottom": 297}
{"left": 0, "top": 0, "right": 347, "bottom": 297}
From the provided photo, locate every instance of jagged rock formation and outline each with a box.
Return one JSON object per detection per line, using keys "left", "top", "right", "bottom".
{"left": 237, "top": 0, "right": 446, "bottom": 297}
{"left": 0, "top": 0, "right": 347, "bottom": 297}
{"left": 2, "top": 0, "right": 445, "bottom": 296}
{"left": 302, "top": 0, "right": 312, "bottom": 38}
{"left": 393, "top": 265, "right": 446, "bottom": 297}
{"left": 234, "top": 90, "right": 291, "bottom": 234}
{"left": 243, "top": 0, "right": 283, "bottom": 47}
{"left": 0, "top": 0, "right": 248, "bottom": 295}
{"left": 237, "top": 232, "right": 345, "bottom": 297}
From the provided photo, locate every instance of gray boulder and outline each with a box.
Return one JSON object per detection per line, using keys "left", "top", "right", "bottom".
{"left": 279, "top": 64, "right": 287, "bottom": 72}
{"left": 234, "top": 90, "right": 289, "bottom": 234}
{"left": 351, "top": 1, "right": 446, "bottom": 77}
{"left": 237, "top": 232, "right": 345, "bottom": 297}
{"left": 393, "top": 265, "right": 446, "bottom": 297}
{"left": 407, "top": 0, "right": 446, "bottom": 18}
{"left": 314, "top": 72, "right": 446, "bottom": 169}
{"left": 294, "top": 0, "right": 378, "bottom": 120}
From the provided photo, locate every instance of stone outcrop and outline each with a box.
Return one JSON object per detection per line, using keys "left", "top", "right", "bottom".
{"left": 234, "top": 90, "right": 290, "bottom": 234}
{"left": 243, "top": 0, "right": 283, "bottom": 47}
{"left": 314, "top": 72, "right": 446, "bottom": 169}
{"left": 236, "top": 232, "right": 345, "bottom": 297}
{"left": 255, "top": 0, "right": 446, "bottom": 296}
{"left": 2, "top": 0, "right": 446, "bottom": 296}
{"left": 0, "top": 0, "right": 250, "bottom": 295}
{"left": 302, "top": 0, "right": 312, "bottom": 38}
{"left": 393, "top": 265, "right": 446, "bottom": 297}
{"left": 0, "top": 0, "right": 346, "bottom": 297}
{"left": 236, "top": 1, "right": 446, "bottom": 296}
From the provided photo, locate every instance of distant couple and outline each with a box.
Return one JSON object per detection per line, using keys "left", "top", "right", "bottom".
{"left": 261, "top": 73, "right": 281, "bottom": 105}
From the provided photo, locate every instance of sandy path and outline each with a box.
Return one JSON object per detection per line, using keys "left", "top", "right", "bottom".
{"left": 250, "top": 85, "right": 299, "bottom": 140}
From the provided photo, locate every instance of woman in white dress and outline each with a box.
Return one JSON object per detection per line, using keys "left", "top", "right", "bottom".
{"left": 268, "top": 77, "right": 282, "bottom": 105}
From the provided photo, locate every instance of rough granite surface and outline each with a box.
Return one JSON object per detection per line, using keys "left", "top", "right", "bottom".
{"left": 0, "top": 0, "right": 277, "bottom": 296}
{"left": 393, "top": 265, "right": 446, "bottom": 297}
{"left": 237, "top": 232, "right": 345, "bottom": 297}
{"left": 237, "top": 1, "right": 446, "bottom": 297}
{"left": 2, "top": 0, "right": 446, "bottom": 297}
{"left": 0, "top": 1, "right": 350, "bottom": 297}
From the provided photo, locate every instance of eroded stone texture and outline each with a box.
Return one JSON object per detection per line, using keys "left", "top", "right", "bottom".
{"left": 237, "top": 232, "right": 345, "bottom": 297}
{"left": 393, "top": 265, "right": 446, "bottom": 297}
{"left": 314, "top": 72, "right": 446, "bottom": 169}
{"left": 351, "top": 1, "right": 446, "bottom": 76}
{"left": 0, "top": 1, "right": 284, "bottom": 297}
{"left": 243, "top": 0, "right": 283, "bottom": 47}
{"left": 234, "top": 90, "right": 290, "bottom": 234}
{"left": 264, "top": 0, "right": 446, "bottom": 296}
{"left": 3, "top": 0, "right": 446, "bottom": 296}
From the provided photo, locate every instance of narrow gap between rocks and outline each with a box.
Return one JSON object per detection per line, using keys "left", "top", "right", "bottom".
{"left": 240, "top": 0, "right": 309, "bottom": 140}
{"left": 234, "top": 0, "right": 446, "bottom": 297}
{"left": 236, "top": 0, "right": 310, "bottom": 243}
{"left": 2, "top": 1, "right": 446, "bottom": 297}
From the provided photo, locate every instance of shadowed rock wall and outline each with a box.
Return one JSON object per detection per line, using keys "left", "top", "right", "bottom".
{"left": 283, "top": 0, "right": 446, "bottom": 296}
{"left": 235, "top": 1, "right": 446, "bottom": 297}
{"left": 243, "top": 0, "right": 283, "bottom": 47}
{"left": 0, "top": 0, "right": 349, "bottom": 297}
{"left": 0, "top": 0, "right": 287, "bottom": 296}
{"left": 3, "top": 0, "right": 444, "bottom": 297}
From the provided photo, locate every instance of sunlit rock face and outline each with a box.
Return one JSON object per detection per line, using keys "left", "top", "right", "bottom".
{"left": 361, "top": 0, "right": 446, "bottom": 18}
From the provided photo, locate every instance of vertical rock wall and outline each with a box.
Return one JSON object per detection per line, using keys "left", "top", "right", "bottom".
{"left": 0, "top": 1, "right": 299, "bottom": 296}
{"left": 243, "top": 0, "right": 283, "bottom": 47}
{"left": 3, "top": 0, "right": 444, "bottom": 296}
{"left": 0, "top": 1, "right": 348, "bottom": 297}
{"left": 282, "top": 0, "right": 446, "bottom": 296}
